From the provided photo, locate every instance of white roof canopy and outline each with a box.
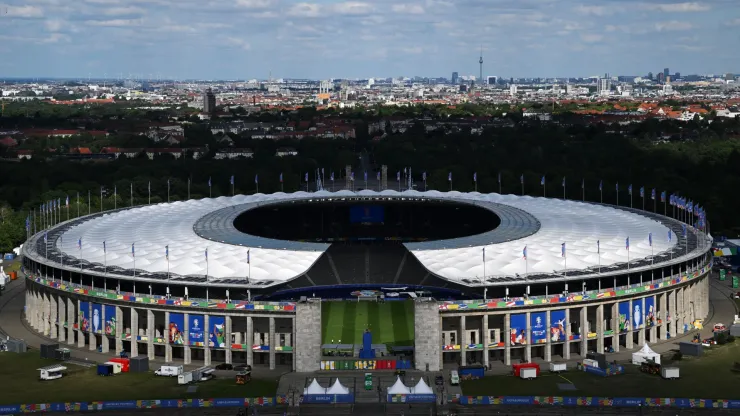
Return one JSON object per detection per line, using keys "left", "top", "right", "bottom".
{"left": 326, "top": 378, "right": 350, "bottom": 395}
{"left": 387, "top": 376, "right": 411, "bottom": 394}
{"left": 412, "top": 377, "right": 434, "bottom": 394}
{"left": 303, "top": 378, "right": 326, "bottom": 395}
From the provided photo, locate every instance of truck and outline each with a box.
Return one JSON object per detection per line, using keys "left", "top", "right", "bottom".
{"left": 520, "top": 367, "right": 537, "bottom": 380}
{"left": 178, "top": 371, "right": 193, "bottom": 384}
{"left": 155, "top": 365, "right": 183, "bottom": 377}
{"left": 38, "top": 364, "right": 67, "bottom": 380}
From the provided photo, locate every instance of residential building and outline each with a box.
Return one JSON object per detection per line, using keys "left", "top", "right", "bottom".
{"left": 203, "top": 88, "right": 217, "bottom": 114}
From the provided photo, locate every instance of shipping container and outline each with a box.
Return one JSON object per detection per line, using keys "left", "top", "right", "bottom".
{"left": 109, "top": 357, "right": 130, "bottom": 372}
{"left": 97, "top": 364, "right": 113, "bottom": 376}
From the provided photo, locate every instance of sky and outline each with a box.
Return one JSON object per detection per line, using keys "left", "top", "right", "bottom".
{"left": 0, "top": 0, "right": 739, "bottom": 80}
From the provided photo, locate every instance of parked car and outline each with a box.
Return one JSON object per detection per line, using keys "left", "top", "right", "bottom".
{"left": 215, "top": 363, "right": 233, "bottom": 371}
{"left": 233, "top": 364, "right": 252, "bottom": 372}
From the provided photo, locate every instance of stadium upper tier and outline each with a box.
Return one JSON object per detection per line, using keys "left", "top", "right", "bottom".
{"left": 26, "top": 190, "right": 708, "bottom": 288}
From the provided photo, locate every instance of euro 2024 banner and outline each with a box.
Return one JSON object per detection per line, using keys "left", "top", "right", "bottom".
{"left": 79, "top": 301, "right": 90, "bottom": 332}
{"left": 550, "top": 310, "right": 566, "bottom": 342}
{"left": 169, "top": 313, "right": 185, "bottom": 345}
{"left": 209, "top": 316, "right": 226, "bottom": 348}
{"left": 91, "top": 303, "right": 102, "bottom": 334}
{"left": 510, "top": 314, "right": 527, "bottom": 345}
{"left": 632, "top": 298, "right": 645, "bottom": 330}
{"left": 530, "top": 312, "right": 547, "bottom": 344}
{"left": 645, "top": 297, "right": 656, "bottom": 327}
{"left": 618, "top": 301, "right": 631, "bottom": 332}
{"left": 189, "top": 314, "right": 205, "bottom": 346}
{"left": 104, "top": 305, "right": 116, "bottom": 336}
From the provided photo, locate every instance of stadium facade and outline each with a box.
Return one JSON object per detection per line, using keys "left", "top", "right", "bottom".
{"left": 21, "top": 190, "right": 711, "bottom": 371}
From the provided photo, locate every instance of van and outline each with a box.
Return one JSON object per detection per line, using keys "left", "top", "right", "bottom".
{"left": 155, "top": 365, "right": 183, "bottom": 377}
{"left": 450, "top": 370, "right": 459, "bottom": 385}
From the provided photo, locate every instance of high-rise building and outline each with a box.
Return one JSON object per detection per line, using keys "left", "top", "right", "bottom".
{"left": 203, "top": 88, "right": 216, "bottom": 114}
{"left": 596, "top": 73, "right": 611, "bottom": 96}
{"left": 487, "top": 76, "right": 498, "bottom": 85}
{"left": 451, "top": 72, "right": 459, "bottom": 84}
{"left": 675, "top": 72, "right": 681, "bottom": 80}
{"left": 647, "top": 72, "right": 653, "bottom": 80}
{"left": 663, "top": 68, "right": 670, "bottom": 79}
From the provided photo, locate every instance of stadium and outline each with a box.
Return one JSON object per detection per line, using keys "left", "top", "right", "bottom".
{"left": 21, "top": 190, "right": 712, "bottom": 372}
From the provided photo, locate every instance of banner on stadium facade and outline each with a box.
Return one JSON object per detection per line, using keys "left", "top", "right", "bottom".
{"left": 79, "top": 301, "right": 90, "bottom": 332}
{"left": 618, "top": 301, "right": 631, "bottom": 332}
{"left": 530, "top": 312, "right": 547, "bottom": 344}
{"left": 209, "top": 316, "right": 226, "bottom": 348}
{"left": 189, "top": 314, "right": 205, "bottom": 346}
{"left": 510, "top": 314, "right": 526, "bottom": 345}
{"left": 104, "top": 305, "right": 116, "bottom": 336}
{"left": 550, "top": 310, "right": 566, "bottom": 342}
{"left": 169, "top": 313, "right": 185, "bottom": 345}
{"left": 644, "top": 296, "right": 656, "bottom": 327}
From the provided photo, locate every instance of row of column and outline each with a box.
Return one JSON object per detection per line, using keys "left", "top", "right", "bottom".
{"left": 447, "top": 278, "right": 709, "bottom": 368}
{"left": 25, "top": 287, "right": 290, "bottom": 370}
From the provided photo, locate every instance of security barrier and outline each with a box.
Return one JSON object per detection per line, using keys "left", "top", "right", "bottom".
{"left": 449, "top": 395, "right": 740, "bottom": 408}
{"left": 319, "top": 359, "right": 413, "bottom": 370}
{"left": 0, "top": 396, "right": 285, "bottom": 414}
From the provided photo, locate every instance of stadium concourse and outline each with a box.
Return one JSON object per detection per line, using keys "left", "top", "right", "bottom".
{"left": 18, "top": 190, "right": 712, "bottom": 372}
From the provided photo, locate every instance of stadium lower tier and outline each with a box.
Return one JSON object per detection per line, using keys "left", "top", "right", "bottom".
{"left": 23, "top": 260, "right": 710, "bottom": 372}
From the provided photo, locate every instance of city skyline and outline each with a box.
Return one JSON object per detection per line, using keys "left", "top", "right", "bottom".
{"left": 0, "top": 0, "right": 739, "bottom": 79}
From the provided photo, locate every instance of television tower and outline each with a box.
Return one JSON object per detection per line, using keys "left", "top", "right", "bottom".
{"left": 478, "top": 46, "right": 483, "bottom": 85}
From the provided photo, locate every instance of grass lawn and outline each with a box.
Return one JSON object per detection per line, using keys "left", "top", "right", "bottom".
{"left": 322, "top": 301, "right": 414, "bottom": 347}
{"left": 462, "top": 341, "right": 740, "bottom": 399}
{"left": 0, "top": 353, "right": 278, "bottom": 405}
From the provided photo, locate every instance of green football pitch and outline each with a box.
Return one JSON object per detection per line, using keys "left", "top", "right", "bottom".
{"left": 321, "top": 301, "right": 415, "bottom": 347}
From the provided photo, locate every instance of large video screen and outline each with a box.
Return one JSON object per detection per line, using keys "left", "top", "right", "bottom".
{"left": 350, "top": 205, "right": 385, "bottom": 224}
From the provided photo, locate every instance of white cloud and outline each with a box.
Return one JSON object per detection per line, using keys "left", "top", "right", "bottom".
{"left": 2, "top": 5, "right": 44, "bottom": 18}
{"left": 235, "top": 0, "right": 274, "bottom": 8}
{"left": 102, "top": 6, "right": 145, "bottom": 16}
{"left": 641, "top": 2, "right": 710, "bottom": 12}
{"left": 85, "top": 18, "right": 144, "bottom": 27}
{"left": 332, "top": 2, "right": 373, "bottom": 15}
{"left": 654, "top": 20, "right": 693, "bottom": 31}
{"left": 45, "top": 19, "right": 63, "bottom": 32}
{"left": 574, "top": 5, "right": 612, "bottom": 16}
{"left": 392, "top": 3, "right": 425, "bottom": 14}
{"left": 727, "top": 18, "right": 740, "bottom": 26}
{"left": 225, "top": 37, "right": 251, "bottom": 50}
{"left": 580, "top": 33, "right": 603, "bottom": 43}
{"left": 287, "top": 3, "right": 320, "bottom": 17}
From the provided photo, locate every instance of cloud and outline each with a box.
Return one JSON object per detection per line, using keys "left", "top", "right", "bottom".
{"left": 727, "top": 18, "right": 740, "bottom": 26}
{"left": 640, "top": 2, "right": 710, "bottom": 12}
{"left": 45, "top": 19, "right": 64, "bottom": 32}
{"left": 102, "top": 6, "right": 146, "bottom": 16}
{"left": 574, "top": 5, "right": 612, "bottom": 16}
{"left": 2, "top": 5, "right": 44, "bottom": 18}
{"left": 654, "top": 20, "right": 693, "bottom": 31}
{"left": 85, "top": 18, "right": 144, "bottom": 27}
{"left": 287, "top": 2, "right": 320, "bottom": 17}
{"left": 235, "top": 0, "right": 274, "bottom": 8}
{"left": 580, "top": 33, "right": 603, "bottom": 43}
{"left": 391, "top": 3, "right": 425, "bottom": 14}
{"left": 225, "top": 37, "right": 251, "bottom": 50}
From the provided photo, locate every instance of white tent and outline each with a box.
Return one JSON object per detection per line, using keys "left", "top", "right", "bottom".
{"left": 326, "top": 378, "right": 350, "bottom": 395}
{"left": 412, "top": 377, "right": 434, "bottom": 395}
{"left": 632, "top": 343, "right": 661, "bottom": 365}
{"left": 386, "top": 376, "right": 411, "bottom": 394}
{"left": 303, "top": 378, "right": 326, "bottom": 395}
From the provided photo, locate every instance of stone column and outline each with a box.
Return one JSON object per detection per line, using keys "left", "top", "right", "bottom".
{"left": 626, "top": 300, "right": 634, "bottom": 350}
{"left": 130, "top": 308, "right": 139, "bottom": 357}
{"left": 269, "top": 316, "right": 276, "bottom": 370}
{"left": 115, "top": 306, "right": 123, "bottom": 354}
{"left": 88, "top": 302, "right": 97, "bottom": 351}
{"left": 524, "top": 312, "right": 531, "bottom": 362}
{"left": 77, "top": 299, "right": 85, "bottom": 348}
{"left": 460, "top": 315, "right": 467, "bottom": 365}
{"left": 50, "top": 294, "right": 58, "bottom": 339}
{"left": 225, "top": 316, "right": 233, "bottom": 365}
{"left": 596, "top": 304, "right": 604, "bottom": 353}
{"left": 67, "top": 298, "right": 75, "bottom": 346}
{"left": 544, "top": 310, "right": 552, "bottom": 362}
{"left": 579, "top": 307, "right": 587, "bottom": 357}
{"left": 101, "top": 305, "right": 110, "bottom": 353}
{"left": 36, "top": 291, "right": 43, "bottom": 332}
{"left": 43, "top": 293, "right": 51, "bottom": 336}
{"left": 638, "top": 298, "right": 646, "bottom": 346}
{"left": 246, "top": 316, "right": 254, "bottom": 366}
{"left": 677, "top": 288, "right": 685, "bottom": 335}
{"left": 482, "top": 314, "right": 489, "bottom": 367}
{"left": 659, "top": 293, "right": 668, "bottom": 340}
{"left": 669, "top": 290, "right": 677, "bottom": 338}
{"left": 183, "top": 313, "right": 191, "bottom": 365}
{"left": 57, "top": 296, "right": 66, "bottom": 343}
{"left": 503, "top": 313, "right": 511, "bottom": 366}
{"left": 164, "top": 312, "right": 172, "bottom": 363}
{"left": 204, "top": 314, "right": 211, "bottom": 366}
{"left": 564, "top": 308, "right": 571, "bottom": 360}
{"left": 147, "top": 309, "right": 155, "bottom": 360}
{"left": 295, "top": 303, "right": 323, "bottom": 372}
{"left": 612, "top": 303, "right": 620, "bottom": 352}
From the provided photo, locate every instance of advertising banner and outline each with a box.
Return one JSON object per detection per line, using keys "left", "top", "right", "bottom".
{"left": 168, "top": 313, "right": 185, "bottom": 345}
{"left": 209, "top": 316, "right": 226, "bottom": 348}
{"left": 189, "top": 314, "right": 205, "bottom": 346}
{"left": 104, "top": 305, "right": 116, "bottom": 336}
{"left": 632, "top": 298, "right": 644, "bottom": 330}
{"left": 91, "top": 303, "right": 103, "bottom": 334}
{"left": 510, "top": 314, "right": 527, "bottom": 345}
{"left": 618, "top": 301, "right": 631, "bottom": 332}
{"left": 550, "top": 309, "right": 566, "bottom": 342}
{"left": 644, "top": 297, "right": 656, "bottom": 327}
{"left": 304, "top": 394, "right": 355, "bottom": 404}
{"left": 530, "top": 312, "right": 547, "bottom": 344}
{"left": 79, "top": 301, "right": 90, "bottom": 332}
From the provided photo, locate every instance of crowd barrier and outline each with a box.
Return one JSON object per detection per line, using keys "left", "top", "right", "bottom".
{"left": 449, "top": 396, "right": 740, "bottom": 408}
{"left": 0, "top": 397, "right": 285, "bottom": 414}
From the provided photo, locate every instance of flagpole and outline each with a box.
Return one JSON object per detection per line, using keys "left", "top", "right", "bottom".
{"left": 100, "top": 187, "right": 103, "bottom": 212}
{"left": 205, "top": 249, "right": 209, "bottom": 302}
{"left": 130, "top": 183, "right": 133, "bottom": 207}
{"left": 498, "top": 173, "right": 502, "bottom": 194}
{"left": 582, "top": 179, "right": 584, "bottom": 201}
{"left": 148, "top": 182, "right": 151, "bottom": 205}
{"left": 88, "top": 190, "right": 91, "bottom": 215}
{"left": 77, "top": 192, "right": 80, "bottom": 217}
{"left": 167, "top": 180, "right": 170, "bottom": 203}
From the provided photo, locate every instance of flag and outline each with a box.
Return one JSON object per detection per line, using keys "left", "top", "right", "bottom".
{"left": 132, "top": 243, "right": 135, "bottom": 257}
{"left": 599, "top": 180, "right": 603, "bottom": 191}
{"left": 482, "top": 247, "right": 486, "bottom": 262}
{"left": 165, "top": 245, "right": 169, "bottom": 260}
{"left": 626, "top": 237, "right": 630, "bottom": 250}
{"left": 44, "top": 231, "right": 48, "bottom": 243}
{"left": 651, "top": 188, "right": 656, "bottom": 200}
{"left": 561, "top": 242, "right": 566, "bottom": 257}
{"left": 628, "top": 184, "right": 632, "bottom": 195}
{"left": 640, "top": 187, "right": 644, "bottom": 198}
{"left": 581, "top": 178, "right": 584, "bottom": 189}
{"left": 498, "top": 172, "right": 501, "bottom": 183}
{"left": 473, "top": 172, "right": 477, "bottom": 182}
{"left": 230, "top": 175, "right": 234, "bottom": 185}
{"left": 377, "top": 171, "right": 380, "bottom": 180}
{"left": 661, "top": 191, "right": 666, "bottom": 202}
{"left": 448, "top": 172, "right": 452, "bottom": 182}
{"left": 25, "top": 216, "right": 30, "bottom": 231}
{"left": 247, "top": 249, "right": 250, "bottom": 264}
{"left": 205, "top": 248, "right": 208, "bottom": 260}
{"left": 304, "top": 172, "right": 308, "bottom": 182}
{"left": 397, "top": 171, "right": 400, "bottom": 181}
{"left": 350, "top": 172, "right": 355, "bottom": 181}
{"left": 103, "top": 241, "right": 106, "bottom": 253}
{"left": 668, "top": 229, "right": 672, "bottom": 242}
{"left": 522, "top": 246, "right": 527, "bottom": 259}
{"left": 682, "top": 224, "right": 687, "bottom": 237}
{"left": 616, "top": 182, "right": 619, "bottom": 192}
{"left": 330, "top": 172, "right": 335, "bottom": 181}
{"left": 255, "top": 174, "right": 258, "bottom": 184}
{"left": 540, "top": 176, "right": 545, "bottom": 186}
{"left": 562, "top": 177, "right": 565, "bottom": 187}
{"left": 208, "top": 177, "right": 212, "bottom": 187}
{"left": 66, "top": 195, "right": 69, "bottom": 207}
{"left": 78, "top": 238, "right": 82, "bottom": 250}
{"left": 364, "top": 171, "right": 368, "bottom": 181}
{"left": 597, "top": 240, "right": 600, "bottom": 254}
{"left": 279, "top": 173, "right": 283, "bottom": 183}
{"left": 649, "top": 232, "right": 653, "bottom": 246}
{"left": 422, "top": 172, "right": 427, "bottom": 181}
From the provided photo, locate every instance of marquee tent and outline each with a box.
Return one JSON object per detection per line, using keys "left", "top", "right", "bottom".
{"left": 387, "top": 376, "right": 411, "bottom": 394}
{"left": 631, "top": 343, "right": 661, "bottom": 365}
{"left": 412, "top": 377, "right": 434, "bottom": 394}
{"left": 326, "top": 378, "right": 350, "bottom": 395}
{"left": 303, "top": 378, "right": 326, "bottom": 395}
